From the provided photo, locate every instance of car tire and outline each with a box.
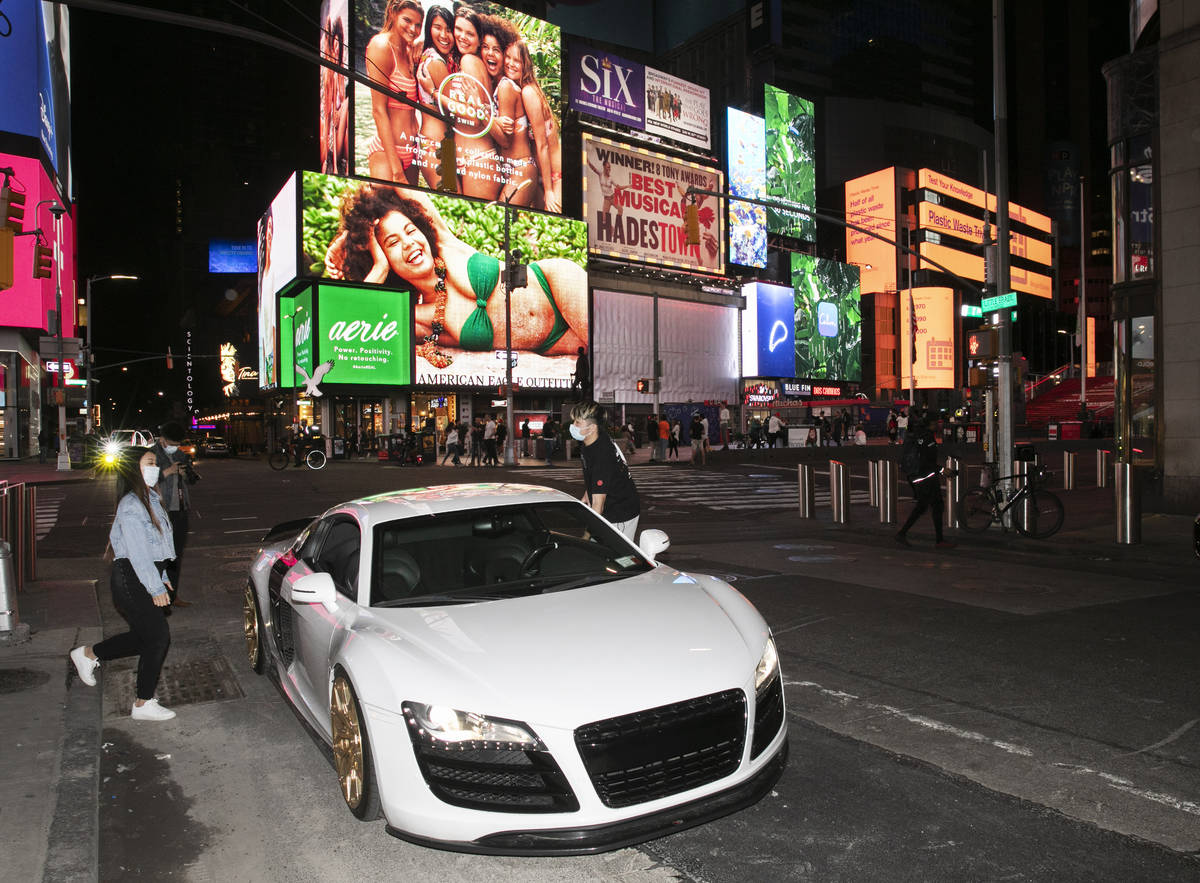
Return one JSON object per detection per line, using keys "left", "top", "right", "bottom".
{"left": 330, "top": 668, "right": 381, "bottom": 821}
{"left": 243, "top": 584, "right": 266, "bottom": 675}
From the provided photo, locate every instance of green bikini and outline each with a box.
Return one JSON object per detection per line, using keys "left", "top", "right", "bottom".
{"left": 457, "top": 252, "right": 570, "bottom": 355}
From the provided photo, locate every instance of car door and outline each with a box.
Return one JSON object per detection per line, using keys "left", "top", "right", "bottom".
{"left": 289, "top": 514, "right": 362, "bottom": 731}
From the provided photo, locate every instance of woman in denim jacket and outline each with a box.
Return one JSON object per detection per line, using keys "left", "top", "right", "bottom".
{"left": 71, "top": 447, "right": 178, "bottom": 721}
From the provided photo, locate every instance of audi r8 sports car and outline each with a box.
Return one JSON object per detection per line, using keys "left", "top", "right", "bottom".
{"left": 243, "top": 483, "right": 787, "bottom": 855}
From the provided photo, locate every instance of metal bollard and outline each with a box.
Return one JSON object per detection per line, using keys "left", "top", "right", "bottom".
{"left": 24, "top": 485, "right": 37, "bottom": 582}
{"left": 13, "top": 483, "right": 25, "bottom": 592}
{"left": 1062, "top": 451, "right": 1076, "bottom": 490}
{"left": 868, "top": 459, "right": 879, "bottom": 507}
{"left": 797, "top": 463, "right": 815, "bottom": 518}
{"left": 1096, "top": 449, "right": 1111, "bottom": 487}
{"left": 1115, "top": 462, "right": 1141, "bottom": 544}
{"left": 944, "top": 456, "right": 962, "bottom": 530}
{"left": 879, "top": 460, "right": 897, "bottom": 524}
{"left": 0, "top": 539, "right": 30, "bottom": 644}
{"left": 1013, "top": 460, "right": 1031, "bottom": 530}
{"left": 829, "top": 460, "right": 849, "bottom": 524}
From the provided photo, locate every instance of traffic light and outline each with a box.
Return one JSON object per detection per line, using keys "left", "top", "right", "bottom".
{"left": 684, "top": 201, "right": 700, "bottom": 246}
{"left": 32, "top": 242, "right": 53, "bottom": 279}
{"left": 966, "top": 326, "right": 997, "bottom": 360}
{"left": 1, "top": 185, "right": 25, "bottom": 232}
{"left": 636, "top": 378, "right": 651, "bottom": 393}
{"left": 437, "top": 135, "right": 457, "bottom": 192}
{"left": 0, "top": 227, "right": 13, "bottom": 291}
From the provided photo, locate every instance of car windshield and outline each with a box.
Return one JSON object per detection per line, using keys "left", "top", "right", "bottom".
{"left": 371, "top": 501, "right": 653, "bottom": 607}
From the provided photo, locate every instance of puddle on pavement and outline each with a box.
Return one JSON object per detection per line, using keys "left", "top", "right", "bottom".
{"left": 0, "top": 667, "right": 51, "bottom": 694}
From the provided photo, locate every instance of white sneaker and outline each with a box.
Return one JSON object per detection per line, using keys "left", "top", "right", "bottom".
{"left": 131, "top": 698, "right": 176, "bottom": 721}
{"left": 70, "top": 646, "right": 99, "bottom": 687}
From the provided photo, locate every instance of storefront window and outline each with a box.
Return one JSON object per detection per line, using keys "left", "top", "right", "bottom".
{"left": 1113, "top": 315, "right": 1156, "bottom": 466}
{"left": 1128, "top": 135, "right": 1154, "bottom": 279}
{"left": 410, "top": 393, "right": 456, "bottom": 432}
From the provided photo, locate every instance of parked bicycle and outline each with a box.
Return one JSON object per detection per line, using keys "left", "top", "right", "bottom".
{"left": 961, "top": 462, "right": 1064, "bottom": 538}
{"left": 268, "top": 440, "right": 327, "bottom": 471}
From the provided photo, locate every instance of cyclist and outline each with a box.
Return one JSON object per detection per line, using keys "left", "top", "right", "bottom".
{"left": 895, "top": 411, "right": 955, "bottom": 549}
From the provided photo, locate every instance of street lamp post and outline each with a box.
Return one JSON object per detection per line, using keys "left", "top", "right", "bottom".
{"left": 494, "top": 181, "right": 530, "bottom": 467}
{"left": 34, "top": 200, "right": 69, "bottom": 470}
{"left": 85, "top": 274, "right": 139, "bottom": 435}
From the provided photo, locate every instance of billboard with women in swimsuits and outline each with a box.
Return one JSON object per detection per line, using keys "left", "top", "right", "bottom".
{"left": 299, "top": 170, "right": 587, "bottom": 390}
{"left": 350, "top": 1, "right": 563, "bottom": 213}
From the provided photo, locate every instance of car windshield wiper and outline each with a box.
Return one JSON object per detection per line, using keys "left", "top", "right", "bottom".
{"left": 535, "top": 571, "right": 634, "bottom": 594}
{"left": 373, "top": 591, "right": 520, "bottom": 608}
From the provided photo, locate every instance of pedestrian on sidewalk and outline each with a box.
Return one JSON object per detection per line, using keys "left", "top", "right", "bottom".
{"left": 570, "top": 400, "right": 641, "bottom": 540}
{"left": 689, "top": 413, "right": 707, "bottom": 467}
{"left": 719, "top": 402, "right": 731, "bottom": 450}
{"left": 646, "top": 414, "right": 660, "bottom": 462}
{"left": 657, "top": 414, "right": 670, "bottom": 462}
{"left": 442, "top": 424, "right": 459, "bottom": 465}
{"left": 767, "top": 412, "right": 782, "bottom": 448}
{"left": 542, "top": 418, "right": 558, "bottom": 465}
{"left": 897, "top": 409, "right": 909, "bottom": 443}
{"left": 152, "top": 422, "right": 195, "bottom": 608}
{"left": 887, "top": 410, "right": 899, "bottom": 445}
{"left": 38, "top": 423, "right": 52, "bottom": 463}
{"left": 668, "top": 420, "right": 680, "bottom": 460}
{"left": 495, "top": 417, "right": 508, "bottom": 463}
{"left": 894, "top": 412, "right": 955, "bottom": 549}
{"left": 470, "top": 419, "right": 484, "bottom": 467}
{"left": 520, "top": 417, "right": 531, "bottom": 458}
{"left": 70, "top": 446, "right": 178, "bottom": 721}
{"left": 483, "top": 414, "right": 498, "bottom": 466}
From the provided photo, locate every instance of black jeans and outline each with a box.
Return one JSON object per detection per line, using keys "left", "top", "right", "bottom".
{"left": 166, "top": 508, "right": 188, "bottom": 597}
{"left": 93, "top": 559, "right": 171, "bottom": 701}
{"left": 899, "top": 477, "right": 945, "bottom": 541}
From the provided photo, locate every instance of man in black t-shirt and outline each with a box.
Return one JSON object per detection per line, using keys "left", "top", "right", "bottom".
{"left": 569, "top": 400, "right": 641, "bottom": 539}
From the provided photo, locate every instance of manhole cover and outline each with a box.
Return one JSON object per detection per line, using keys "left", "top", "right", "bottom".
{"left": 106, "top": 654, "right": 244, "bottom": 716}
{"left": 0, "top": 668, "right": 50, "bottom": 694}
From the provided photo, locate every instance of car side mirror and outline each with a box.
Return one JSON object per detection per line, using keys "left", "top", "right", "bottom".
{"left": 638, "top": 528, "right": 670, "bottom": 560}
{"left": 289, "top": 571, "right": 339, "bottom": 613}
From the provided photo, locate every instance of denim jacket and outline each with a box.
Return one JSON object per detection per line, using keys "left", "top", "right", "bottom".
{"left": 110, "top": 491, "right": 176, "bottom": 596}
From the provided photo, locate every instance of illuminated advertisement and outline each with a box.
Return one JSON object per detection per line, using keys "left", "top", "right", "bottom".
{"left": 257, "top": 174, "right": 298, "bottom": 389}
{"left": 319, "top": 0, "right": 351, "bottom": 176}
{"left": 568, "top": 41, "right": 711, "bottom": 151}
{"left": 845, "top": 167, "right": 897, "bottom": 294}
{"left": 0, "top": 1, "right": 72, "bottom": 196}
{"left": 900, "top": 287, "right": 956, "bottom": 390}
{"left": 764, "top": 84, "right": 815, "bottom": 241}
{"left": 208, "top": 240, "right": 257, "bottom": 274}
{"left": 791, "top": 254, "right": 860, "bottom": 382}
{"left": 301, "top": 170, "right": 587, "bottom": 389}
{"left": 290, "top": 287, "right": 314, "bottom": 389}
{"left": 315, "top": 283, "right": 412, "bottom": 385}
{"left": 278, "top": 296, "right": 295, "bottom": 387}
{"left": 918, "top": 202, "right": 1053, "bottom": 267}
{"left": 917, "top": 169, "right": 1052, "bottom": 233}
{"left": 352, "top": 1, "right": 563, "bottom": 213}
{"left": 727, "top": 108, "right": 767, "bottom": 268}
{"left": 582, "top": 132, "right": 724, "bottom": 273}
{"left": 0, "top": 153, "right": 76, "bottom": 335}
{"left": 740, "top": 282, "right": 795, "bottom": 378}
{"left": 919, "top": 242, "right": 1053, "bottom": 299}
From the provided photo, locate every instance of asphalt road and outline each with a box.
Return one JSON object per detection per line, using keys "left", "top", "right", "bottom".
{"left": 44, "top": 456, "right": 1200, "bottom": 881}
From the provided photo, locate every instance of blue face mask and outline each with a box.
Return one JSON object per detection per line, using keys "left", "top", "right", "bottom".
{"left": 569, "top": 424, "right": 587, "bottom": 442}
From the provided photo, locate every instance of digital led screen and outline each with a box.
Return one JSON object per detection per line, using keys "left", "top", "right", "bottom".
{"left": 0, "top": 152, "right": 76, "bottom": 335}
{"left": 315, "top": 283, "right": 412, "bottom": 386}
{"left": 208, "top": 240, "right": 257, "bottom": 274}
{"left": 319, "top": 0, "right": 351, "bottom": 176}
{"left": 257, "top": 173, "right": 298, "bottom": 389}
{"left": 918, "top": 201, "right": 1053, "bottom": 267}
{"left": 352, "top": 1, "right": 563, "bottom": 213}
{"left": 727, "top": 108, "right": 767, "bottom": 268}
{"left": 791, "top": 254, "right": 860, "bottom": 382}
{"left": 582, "top": 132, "right": 724, "bottom": 273}
{"left": 900, "top": 287, "right": 956, "bottom": 390}
{"left": 764, "top": 85, "right": 815, "bottom": 241}
{"left": 845, "top": 167, "right": 897, "bottom": 294}
{"left": 917, "top": 169, "right": 1052, "bottom": 233}
{"left": 291, "top": 287, "right": 314, "bottom": 389}
{"left": 740, "top": 282, "right": 795, "bottom": 378}
{"left": 919, "top": 242, "right": 1052, "bottom": 299}
{"left": 301, "top": 170, "right": 587, "bottom": 389}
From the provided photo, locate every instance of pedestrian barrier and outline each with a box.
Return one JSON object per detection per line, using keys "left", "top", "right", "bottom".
{"left": 0, "top": 538, "right": 28, "bottom": 643}
{"left": 829, "top": 460, "right": 849, "bottom": 524}
{"left": 1096, "top": 449, "right": 1111, "bottom": 488}
{"left": 0, "top": 482, "right": 38, "bottom": 590}
{"left": 944, "top": 456, "right": 962, "bottom": 530}
{"left": 879, "top": 460, "right": 897, "bottom": 524}
{"left": 1062, "top": 451, "right": 1076, "bottom": 490}
{"left": 1116, "top": 461, "right": 1141, "bottom": 544}
{"left": 796, "top": 463, "right": 815, "bottom": 518}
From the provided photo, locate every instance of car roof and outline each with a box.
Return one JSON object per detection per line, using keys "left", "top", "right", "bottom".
{"left": 325, "top": 483, "right": 579, "bottom": 526}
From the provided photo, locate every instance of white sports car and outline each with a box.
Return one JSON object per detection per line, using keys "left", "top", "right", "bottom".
{"left": 243, "top": 483, "right": 787, "bottom": 854}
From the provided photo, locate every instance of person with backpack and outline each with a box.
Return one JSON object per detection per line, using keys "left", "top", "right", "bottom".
{"left": 895, "top": 411, "right": 955, "bottom": 549}
{"left": 689, "top": 413, "right": 707, "bottom": 466}
{"left": 570, "top": 400, "right": 641, "bottom": 539}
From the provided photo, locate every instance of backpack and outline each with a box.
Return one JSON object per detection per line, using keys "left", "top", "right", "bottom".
{"left": 690, "top": 416, "right": 704, "bottom": 440}
{"left": 899, "top": 436, "right": 923, "bottom": 477}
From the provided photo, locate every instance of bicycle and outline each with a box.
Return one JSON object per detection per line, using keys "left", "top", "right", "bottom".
{"left": 961, "top": 462, "right": 1064, "bottom": 538}
{"left": 268, "top": 441, "right": 327, "bottom": 471}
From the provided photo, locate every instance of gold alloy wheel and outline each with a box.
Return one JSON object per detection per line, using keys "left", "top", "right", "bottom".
{"left": 331, "top": 675, "right": 365, "bottom": 811}
{"left": 243, "top": 585, "right": 260, "bottom": 669}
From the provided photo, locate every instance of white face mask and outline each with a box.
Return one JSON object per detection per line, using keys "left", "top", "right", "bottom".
{"left": 142, "top": 465, "right": 161, "bottom": 487}
{"left": 163, "top": 445, "right": 178, "bottom": 455}
{"left": 569, "top": 423, "right": 587, "bottom": 442}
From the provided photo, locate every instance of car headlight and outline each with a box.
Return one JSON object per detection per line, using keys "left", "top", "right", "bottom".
{"left": 403, "top": 701, "right": 541, "bottom": 751}
{"left": 103, "top": 440, "right": 121, "bottom": 456}
{"left": 754, "top": 636, "right": 779, "bottom": 691}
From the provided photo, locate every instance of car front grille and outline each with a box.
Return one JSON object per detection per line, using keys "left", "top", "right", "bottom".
{"left": 751, "top": 674, "right": 784, "bottom": 759}
{"left": 405, "top": 737, "right": 579, "bottom": 814}
{"left": 574, "top": 689, "right": 747, "bottom": 809}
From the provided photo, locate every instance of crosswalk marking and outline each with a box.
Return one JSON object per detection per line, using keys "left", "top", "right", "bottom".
{"left": 506, "top": 466, "right": 871, "bottom": 511}
{"left": 35, "top": 490, "right": 66, "bottom": 540}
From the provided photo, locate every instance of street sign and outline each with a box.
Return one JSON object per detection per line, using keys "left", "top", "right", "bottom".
{"left": 981, "top": 292, "right": 1017, "bottom": 312}
{"left": 39, "top": 336, "right": 82, "bottom": 362}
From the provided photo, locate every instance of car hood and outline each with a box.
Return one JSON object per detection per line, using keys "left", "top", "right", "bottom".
{"left": 356, "top": 569, "right": 767, "bottom": 726}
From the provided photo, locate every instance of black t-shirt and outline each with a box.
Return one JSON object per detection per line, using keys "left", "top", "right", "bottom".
{"left": 581, "top": 437, "right": 640, "bottom": 523}
{"left": 543, "top": 421, "right": 557, "bottom": 440}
